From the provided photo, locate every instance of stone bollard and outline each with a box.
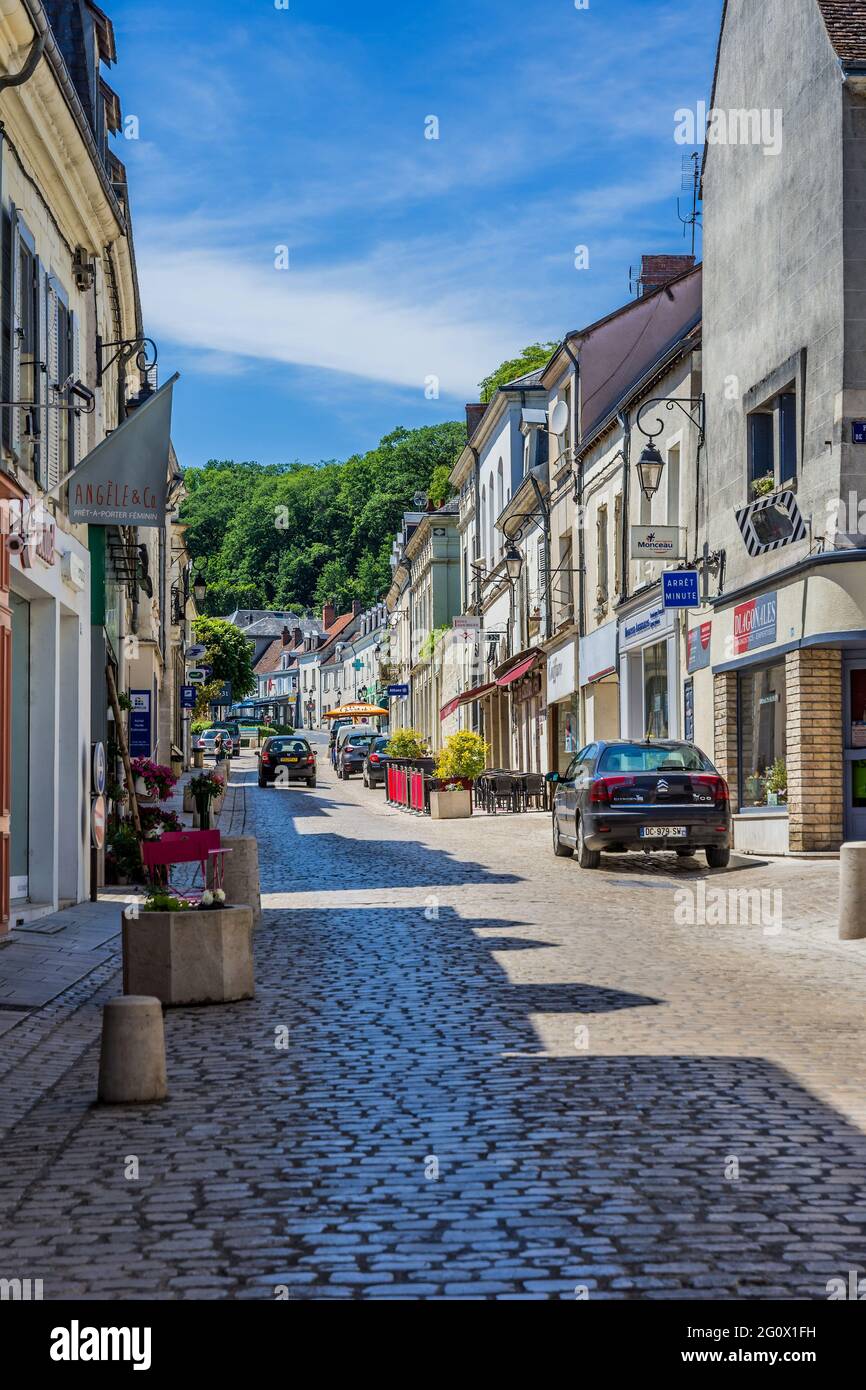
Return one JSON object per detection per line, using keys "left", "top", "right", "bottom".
{"left": 98, "top": 996, "right": 167, "bottom": 1104}
{"left": 208, "top": 836, "right": 261, "bottom": 925}
{"left": 183, "top": 784, "right": 194, "bottom": 815}
{"left": 839, "top": 842, "right": 866, "bottom": 939}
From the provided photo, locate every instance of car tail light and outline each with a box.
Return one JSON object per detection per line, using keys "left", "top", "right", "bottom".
{"left": 370, "top": 754, "right": 381, "bottom": 764}
{"left": 261, "top": 753, "right": 271, "bottom": 765}
{"left": 692, "top": 774, "right": 729, "bottom": 806}
{"left": 589, "top": 775, "right": 635, "bottom": 805}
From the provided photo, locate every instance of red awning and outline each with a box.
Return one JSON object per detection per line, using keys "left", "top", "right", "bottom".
{"left": 440, "top": 682, "right": 497, "bottom": 721}
{"left": 458, "top": 681, "right": 495, "bottom": 705}
{"left": 497, "top": 655, "right": 537, "bottom": 687}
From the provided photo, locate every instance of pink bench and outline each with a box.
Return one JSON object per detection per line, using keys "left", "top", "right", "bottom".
{"left": 141, "top": 830, "right": 231, "bottom": 899}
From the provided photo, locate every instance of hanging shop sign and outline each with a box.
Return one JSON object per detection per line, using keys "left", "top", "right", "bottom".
{"left": 579, "top": 618, "right": 618, "bottom": 684}
{"left": 129, "top": 690, "right": 152, "bottom": 758}
{"left": 181, "top": 685, "right": 197, "bottom": 709}
{"left": 546, "top": 639, "right": 576, "bottom": 703}
{"left": 733, "top": 591, "right": 777, "bottom": 656}
{"left": 630, "top": 525, "right": 685, "bottom": 560}
{"left": 687, "top": 621, "right": 712, "bottom": 673}
{"left": 662, "top": 569, "right": 700, "bottom": 609}
{"left": 65, "top": 374, "right": 179, "bottom": 527}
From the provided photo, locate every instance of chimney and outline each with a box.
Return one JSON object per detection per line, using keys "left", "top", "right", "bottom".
{"left": 466, "top": 403, "right": 486, "bottom": 438}
{"left": 281, "top": 625, "right": 291, "bottom": 646}
{"left": 293, "top": 626, "right": 303, "bottom": 647}
{"left": 322, "top": 601, "right": 336, "bottom": 630}
{"left": 639, "top": 254, "right": 695, "bottom": 297}
{"left": 351, "top": 599, "right": 363, "bottom": 617}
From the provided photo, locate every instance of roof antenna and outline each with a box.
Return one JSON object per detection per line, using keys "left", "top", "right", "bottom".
{"left": 677, "top": 152, "right": 702, "bottom": 257}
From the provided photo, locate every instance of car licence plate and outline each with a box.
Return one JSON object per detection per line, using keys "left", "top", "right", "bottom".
{"left": 282, "top": 757, "right": 298, "bottom": 763}
{"left": 640, "top": 826, "right": 687, "bottom": 838}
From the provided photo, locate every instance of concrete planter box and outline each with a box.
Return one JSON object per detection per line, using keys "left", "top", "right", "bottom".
{"left": 122, "top": 906, "right": 255, "bottom": 1006}
{"left": 429, "top": 788, "right": 472, "bottom": 820}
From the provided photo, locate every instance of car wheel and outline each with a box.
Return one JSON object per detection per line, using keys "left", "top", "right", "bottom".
{"left": 706, "top": 845, "right": 731, "bottom": 869}
{"left": 553, "top": 812, "right": 573, "bottom": 858}
{"left": 676, "top": 848, "right": 696, "bottom": 858}
{"left": 258, "top": 778, "right": 266, "bottom": 788}
{"left": 308, "top": 778, "right": 316, "bottom": 788}
{"left": 575, "top": 814, "right": 601, "bottom": 870}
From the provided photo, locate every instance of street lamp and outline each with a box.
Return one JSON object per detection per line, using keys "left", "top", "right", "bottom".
{"left": 192, "top": 573, "right": 207, "bottom": 606}
{"left": 504, "top": 542, "right": 524, "bottom": 583}
{"left": 635, "top": 442, "right": 666, "bottom": 501}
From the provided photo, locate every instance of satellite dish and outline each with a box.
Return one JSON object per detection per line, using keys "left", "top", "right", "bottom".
{"left": 549, "top": 400, "right": 569, "bottom": 437}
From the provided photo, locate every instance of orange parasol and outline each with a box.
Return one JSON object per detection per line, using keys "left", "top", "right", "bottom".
{"left": 322, "top": 702, "right": 389, "bottom": 719}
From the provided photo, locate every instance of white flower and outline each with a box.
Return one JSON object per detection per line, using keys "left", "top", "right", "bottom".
{"left": 201, "top": 890, "right": 214, "bottom": 907}
{"left": 214, "top": 889, "right": 226, "bottom": 904}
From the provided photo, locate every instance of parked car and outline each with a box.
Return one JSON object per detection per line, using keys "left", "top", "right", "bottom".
{"left": 362, "top": 736, "right": 390, "bottom": 789}
{"left": 328, "top": 718, "right": 353, "bottom": 767}
{"left": 197, "top": 729, "right": 234, "bottom": 758}
{"left": 548, "top": 739, "right": 731, "bottom": 870}
{"left": 336, "top": 731, "right": 377, "bottom": 779}
{"left": 258, "top": 736, "right": 317, "bottom": 787}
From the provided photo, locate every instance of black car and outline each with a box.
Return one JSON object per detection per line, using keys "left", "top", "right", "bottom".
{"left": 258, "top": 736, "right": 316, "bottom": 787}
{"left": 362, "top": 736, "right": 390, "bottom": 788}
{"left": 336, "top": 732, "right": 377, "bottom": 779}
{"left": 548, "top": 740, "right": 731, "bottom": 870}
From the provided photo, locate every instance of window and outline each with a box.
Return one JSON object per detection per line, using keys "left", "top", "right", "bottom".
{"left": 596, "top": 504, "right": 609, "bottom": 607}
{"left": 738, "top": 662, "right": 787, "bottom": 810}
{"left": 15, "top": 229, "right": 40, "bottom": 477}
{"left": 747, "top": 386, "right": 797, "bottom": 495}
{"left": 614, "top": 493, "right": 623, "bottom": 595}
{"left": 643, "top": 641, "right": 669, "bottom": 739}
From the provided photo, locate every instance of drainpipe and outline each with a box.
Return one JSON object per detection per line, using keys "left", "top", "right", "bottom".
{"left": 0, "top": 31, "right": 44, "bottom": 90}
{"left": 617, "top": 409, "right": 631, "bottom": 601}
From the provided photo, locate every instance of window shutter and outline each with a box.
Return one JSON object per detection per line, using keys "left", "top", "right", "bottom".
{"left": 10, "top": 209, "right": 21, "bottom": 455}
{"left": 69, "top": 310, "right": 81, "bottom": 471}
{"left": 0, "top": 207, "right": 12, "bottom": 453}
{"left": 44, "top": 277, "right": 60, "bottom": 491}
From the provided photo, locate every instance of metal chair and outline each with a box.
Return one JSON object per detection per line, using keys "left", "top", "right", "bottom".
{"left": 523, "top": 772, "right": 546, "bottom": 812}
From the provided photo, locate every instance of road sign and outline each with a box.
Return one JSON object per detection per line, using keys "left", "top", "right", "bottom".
{"left": 181, "top": 685, "right": 197, "bottom": 709}
{"left": 388, "top": 684, "right": 409, "bottom": 698}
{"left": 187, "top": 669, "right": 207, "bottom": 684}
{"left": 91, "top": 795, "right": 107, "bottom": 850}
{"left": 662, "top": 570, "right": 700, "bottom": 609}
{"left": 854, "top": 422, "right": 866, "bottom": 444}
{"left": 185, "top": 644, "right": 207, "bottom": 661}
{"left": 92, "top": 742, "right": 106, "bottom": 797}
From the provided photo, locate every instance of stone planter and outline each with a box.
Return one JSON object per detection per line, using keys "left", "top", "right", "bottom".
{"left": 429, "top": 787, "right": 472, "bottom": 820}
{"left": 183, "top": 785, "right": 194, "bottom": 814}
{"left": 122, "top": 906, "right": 255, "bottom": 1006}
{"left": 134, "top": 777, "right": 157, "bottom": 805}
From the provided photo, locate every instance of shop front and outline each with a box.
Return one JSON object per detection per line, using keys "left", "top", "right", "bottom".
{"left": 578, "top": 618, "right": 619, "bottom": 743}
{"left": 545, "top": 635, "right": 579, "bottom": 775}
{"left": 708, "top": 557, "right": 866, "bottom": 855}
{"left": 494, "top": 649, "right": 546, "bottom": 773}
{"left": 618, "top": 597, "right": 680, "bottom": 742}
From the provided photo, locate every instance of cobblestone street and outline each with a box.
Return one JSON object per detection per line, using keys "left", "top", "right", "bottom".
{"left": 2, "top": 737, "right": 866, "bottom": 1300}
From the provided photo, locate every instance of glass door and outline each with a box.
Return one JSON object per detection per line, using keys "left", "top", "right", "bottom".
{"left": 844, "top": 660, "right": 866, "bottom": 841}
{"left": 10, "top": 593, "right": 30, "bottom": 900}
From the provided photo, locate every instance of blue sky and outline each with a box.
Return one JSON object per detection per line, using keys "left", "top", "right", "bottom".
{"left": 108, "top": 0, "right": 720, "bottom": 469}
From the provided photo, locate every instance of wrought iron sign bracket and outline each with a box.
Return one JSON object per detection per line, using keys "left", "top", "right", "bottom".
{"left": 96, "top": 334, "right": 158, "bottom": 386}
{"left": 636, "top": 395, "right": 706, "bottom": 448}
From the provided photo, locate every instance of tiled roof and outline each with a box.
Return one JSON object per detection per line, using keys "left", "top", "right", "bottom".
{"left": 254, "top": 639, "right": 297, "bottom": 677}
{"left": 816, "top": 1, "right": 866, "bottom": 64}
{"left": 316, "top": 611, "right": 356, "bottom": 654}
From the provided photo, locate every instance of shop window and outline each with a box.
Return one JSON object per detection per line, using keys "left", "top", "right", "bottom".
{"left": 643, "top": 641, "right": 669, "bottom": 739}
{"left": 738, "top": 662, "right": 787, "bottom": 809}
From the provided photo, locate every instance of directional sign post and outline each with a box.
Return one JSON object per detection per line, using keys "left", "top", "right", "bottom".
{"left": 387, "top": 684, "right": 409, "bottom": 699}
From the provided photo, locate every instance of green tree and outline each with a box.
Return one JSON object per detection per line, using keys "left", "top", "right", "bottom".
{"left": 478, "top": 342, "right": 559, "bottom": 403}
{"left": 191, "top": 616, "right": 256, "bottom": 710}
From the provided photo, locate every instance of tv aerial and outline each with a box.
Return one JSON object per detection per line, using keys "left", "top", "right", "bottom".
{"left": 678, "top": 151, "right": 702, "bottom": 257}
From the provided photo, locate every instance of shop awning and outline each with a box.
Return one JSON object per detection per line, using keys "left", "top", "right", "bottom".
{"left": 439, "top": 681, "right": 497, "bottom": 722}
{"left": 497, "top": 654, "right": 537, "bottom": 687}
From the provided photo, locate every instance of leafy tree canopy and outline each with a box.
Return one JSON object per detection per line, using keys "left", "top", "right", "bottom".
{"left": 181, "top": 422, "right": 466, "bottom": 618}
{"left": 190, "top": 616, "right": 257, "bottom": 717}
{"left": 478, "top": 342, "right": 559, "bottom": 403}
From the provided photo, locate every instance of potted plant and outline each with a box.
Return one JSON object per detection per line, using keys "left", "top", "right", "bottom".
{"left": 765, "top": 757, "right": 788, "bottom": 807}
{"left": 130, "top": 758, "right": 178, "bottom": 804}
{"left": 385, "top": 728, "right": 428, "bottom": 760}
{"left": 188, "top": 769, "right": 224, "bottom": 829}
{"left": 430, "top": 731, "right": 489, "bottom": 819}
{"left": 123, "top": 891, "right": 254, "bottom": 1006}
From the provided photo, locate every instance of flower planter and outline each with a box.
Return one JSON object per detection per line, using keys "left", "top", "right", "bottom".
{"left": 134, "top": 776, "right": 156, "bottom": 804}
{"left": 122, "top": 906, "right": 255, "bottom": 1006}
{"left": 429, "top": 787, "right": 472, "bottom": 820}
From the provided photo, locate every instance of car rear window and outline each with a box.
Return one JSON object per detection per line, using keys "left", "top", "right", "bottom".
{"left": 597, "top": 744, "right": 712, "bottom": 773}
{"left": 373, "top": 738, "right": 389, "bottom": 751}
{"left": 268, "top": 739, "right": 309, "bottom": 755}
{"left": 346, "top": 734, "right": 375, "bottom": 747}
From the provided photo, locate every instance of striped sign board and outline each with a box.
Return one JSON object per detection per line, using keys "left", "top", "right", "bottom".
{"left": 735, "top": 489, "right": 806, "bottom": 556}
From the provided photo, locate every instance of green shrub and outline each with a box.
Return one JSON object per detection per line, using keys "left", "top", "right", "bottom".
{"left": 386, "top": 728, "right": 428, "bottom": 759}
{"left": 435, "top": 730, "right": 489, "bottom": 782}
